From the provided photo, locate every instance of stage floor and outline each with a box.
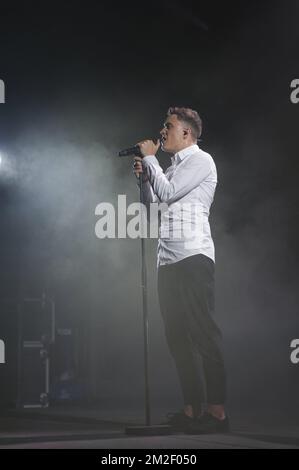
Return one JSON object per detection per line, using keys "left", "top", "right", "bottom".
{"left": 0, "top": 405, "right": 298, "bottom": 449}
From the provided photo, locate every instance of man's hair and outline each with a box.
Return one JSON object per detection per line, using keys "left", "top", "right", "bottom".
{"left": 167, "top": 106, "right": 202, "bottom": 140}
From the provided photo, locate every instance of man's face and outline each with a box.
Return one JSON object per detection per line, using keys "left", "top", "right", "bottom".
{"left": 159, "top": 114, "right": 191, "bottom": 154}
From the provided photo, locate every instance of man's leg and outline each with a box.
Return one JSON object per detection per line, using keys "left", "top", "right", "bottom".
{"left": 158, "top": 262, "right": 203, "bottom": 419}
{"left": 177, "top": 255, "right": 227, "bottom": 421}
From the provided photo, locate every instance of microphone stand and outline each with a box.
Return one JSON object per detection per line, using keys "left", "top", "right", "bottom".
{"left": 125, "top": 167, "right": 171, "bottom": 436}
{"left": 139, "top": 175, "right": 150, "bottom": 426}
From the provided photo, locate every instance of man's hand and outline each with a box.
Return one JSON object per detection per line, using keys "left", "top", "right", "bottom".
{"left": 136, "top": 139, "right": 160, "bottom": 158}
{"left": 133, "top": 156, "right": 148, "bottom": 181}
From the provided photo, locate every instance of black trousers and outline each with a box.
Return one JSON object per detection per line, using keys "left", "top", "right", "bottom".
{"left": 158, "top": 254, "right": 226, "bottom": 410}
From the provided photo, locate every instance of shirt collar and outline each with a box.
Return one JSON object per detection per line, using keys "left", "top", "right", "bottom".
{"left": 171, "top": 144, "right": 199, "bottom": 165}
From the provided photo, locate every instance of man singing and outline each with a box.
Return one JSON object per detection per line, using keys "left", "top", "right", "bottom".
{"left": 133, "top": 107, "right": 228, "bottom": 434}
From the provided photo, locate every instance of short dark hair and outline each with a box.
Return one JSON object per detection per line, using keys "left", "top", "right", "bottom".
{"left": 167, "top": 106, "right": 202, "bottom": 140}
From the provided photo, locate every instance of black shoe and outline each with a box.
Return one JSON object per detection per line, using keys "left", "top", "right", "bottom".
{"left": 184, "top": 412, "right": 230, "bottom": 434}
{"left": 162, "top": 411, "right": 195, "bottom": 432}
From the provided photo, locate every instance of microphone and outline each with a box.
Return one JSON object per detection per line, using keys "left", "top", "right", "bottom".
{"left": 118, "top": 145, "right": 142, "bottom": 157}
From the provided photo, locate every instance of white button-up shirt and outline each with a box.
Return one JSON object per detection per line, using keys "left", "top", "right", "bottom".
{"left": 141, "top": 144, "right": 217, "bottom": 267}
